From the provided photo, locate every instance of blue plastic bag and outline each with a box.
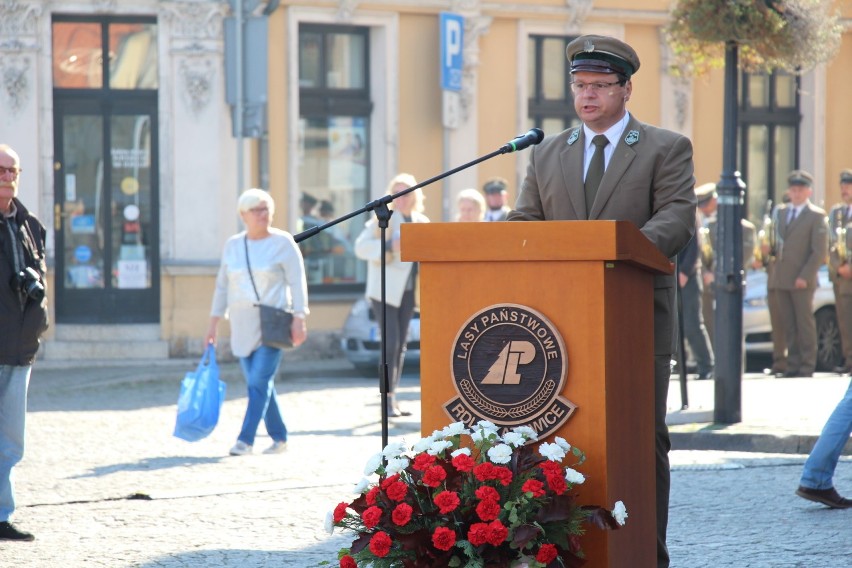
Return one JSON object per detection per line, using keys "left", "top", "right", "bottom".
{"left": 173, "top": 345, "right": 227, "bottom": 442}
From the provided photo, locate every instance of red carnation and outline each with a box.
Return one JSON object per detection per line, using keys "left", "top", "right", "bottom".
{"left": 422, "top": 465, "right": 447, "bottom": 487}
{"left": 473, "top": 462, "right": 496, "bottom": 482}
{"left": 369, "top": 531, "right": 392, "bottom": 558}
{"left": 451, "top": 453, "right": 475, "bottom": 472}
{"left": 392, "top": 502, "right": 413, "bottom": 526}
{"left": 413, "top": 453, "right": 436, "bottom": 471}
{"left": 431, "top": 526, "right": 457, "bottom": 551}
{"left": 386, "top": 480, "right": 408, "bottom": 502}
{"left": 340, "top": 555, "right": 357, "bottom": 568}
{"left": 361, "top": 505, "right": 383, "bottom": 530}
{"left": 434, "top": 490, "right": 461, "bottom": 514}
{"left": 522, "top": 479, "right": 546, "bottom": 498}
{"left": 365, "top": 486, "right": 380, "bottom": 506}
{"left": 476, "top": 498, "right": 501, "bottom": 521}
{"left": 494, "top": 466, "right": 513, "bottom": 486}
{"left": 540, "top": 461, "right": 562, "bottom": 476}
{"left": 546, "top": 474, "right": 567, "bottom": 495}
{"left": 475, "top": 486, "right": 500, "bottom": 502}
{"left": 381, "top": 474, "right": 401, "bottom": 489}
{"left": 333, "top": 502, "right": 349, "bottom": 523}
{"left": 467, "top": 522, "right": 489, "bottom": 546}
{"left": 486, "top": 520, "right": 508, "bottom": 546}
{"left": 536, "top": 543, "right": 558, "bottom": 564}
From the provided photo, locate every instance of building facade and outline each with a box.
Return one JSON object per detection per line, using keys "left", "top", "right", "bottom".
{"left": 1, "top": 0, "right": 849, "bottom": 359}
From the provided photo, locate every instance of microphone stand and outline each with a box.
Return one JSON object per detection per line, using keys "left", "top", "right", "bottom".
{"left": 294, "top": 131, "right": 543, "bottom": 451}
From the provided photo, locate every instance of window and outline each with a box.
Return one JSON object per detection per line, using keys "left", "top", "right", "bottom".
{"left": 527, "top": 35, "right": 580, "bottom": 133}
{"left": 297, "top": 24, "right": 371, "bottom": 289}
{"left": 738, "top": 71, "right": 800, "bottom": 224}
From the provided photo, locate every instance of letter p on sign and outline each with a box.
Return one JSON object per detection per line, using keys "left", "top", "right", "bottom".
{"left": 440, "top": 13, "right": 464, "bottom": 92}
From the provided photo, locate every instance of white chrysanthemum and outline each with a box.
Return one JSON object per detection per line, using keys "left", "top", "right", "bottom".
{"left": 440, "top": 422, "right": 469, "bottom": 437}
{"left": 538, "top": 441, "right": 566, "bottom": 462}
{"left": 513, "top": 426, "right": 539, "bottom": 441}
{"left": 612, "top": 501, "right": 628, "bottom": 526}
{"left": 412, "top": 436, "right": 436, "bottom": 453}
{"left": 428, "top": 440, "right": 453, "bottom": 455}
{"left": 554, "top": 436, "right": 571, "bottom": 452}
{"left": 451, "top": 447, "right": 472, "bottom": 457}
{"left": 487, "top": 443, "right": 513, "bottom": 464}
{"left": 353, "top": 477, "right": 371, "bottom": 494}
{"left": 564, "top": 467, "right": 585, "bottom": 484}
{"left": 382, "top": 440, "right": 408, "bottom": 459}
{"left": 363, "top": 452, "right": 383, "bottom": 475}
{"left": 385, "top": 457, "right": 410, "bottom": 475}
{"left": 502, "top": 432, "right": 526, "bottom": 448}
{"left": 324, "top": 511, "right": 334, "bottom": 535}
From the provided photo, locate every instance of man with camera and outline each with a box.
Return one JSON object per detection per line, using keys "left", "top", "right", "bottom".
{"left": 0, "top": 144, "right": 48, "bottom": 541}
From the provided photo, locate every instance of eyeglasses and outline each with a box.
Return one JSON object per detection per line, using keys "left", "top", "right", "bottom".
{"left": 0, "top": 166, "right": 21, "bottom": 178}
{"left": 569, "top": 81, "right": 624, "bottom": 94}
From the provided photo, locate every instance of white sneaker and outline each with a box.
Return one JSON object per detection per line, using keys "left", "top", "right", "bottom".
{"left": 262, "top": 441, "right": 288, "bottom": 454}
{"left": 229, "top": 441, "right": 252, "bottom": 456}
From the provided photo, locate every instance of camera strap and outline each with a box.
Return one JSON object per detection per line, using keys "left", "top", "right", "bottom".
{"left": 3, "top": 216, "right": 27, "bottom": 308}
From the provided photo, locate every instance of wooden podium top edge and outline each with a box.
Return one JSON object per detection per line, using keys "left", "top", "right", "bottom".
{"left": 401, "top": 220, "right": 672, "bottom": 275}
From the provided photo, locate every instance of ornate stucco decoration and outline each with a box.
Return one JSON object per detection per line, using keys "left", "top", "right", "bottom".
{"left": 1, "top": 55, "right": 30, "bottom": 113}
{"left": 93, "top": 0, "right": 118, "bottom": 14}
{"left": 458, "top": 15, "right": 491, "bottom": 122}
{"left": 335, "top": 0, "right": 359, "bottom": 22}
{"left": 659, "top": 31, "right": 691, "bottom": 132}
{"left": 180, "top": 58, "right": 214, "bottom": 114}
{"left": 161, "top": 0, "right": 227, "bottom": 53}
{"left": 0, "top": 0, "right": 41, "bottom": 50}
{"left": 564, "top": 0, "right": 594, "bottom": 33}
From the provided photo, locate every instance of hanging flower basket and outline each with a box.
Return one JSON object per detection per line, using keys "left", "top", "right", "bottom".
{"left": 665, "top": 0, "right": 842, "bottom": 75}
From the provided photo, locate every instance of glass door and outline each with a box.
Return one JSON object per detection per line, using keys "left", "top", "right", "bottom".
{"left": 54, "top": 102, "right": 160, "bottom": 322}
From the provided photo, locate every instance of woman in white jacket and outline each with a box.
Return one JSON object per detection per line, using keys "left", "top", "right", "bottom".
{"left": 355, "top": 173, "right": 429, "bottom": 416}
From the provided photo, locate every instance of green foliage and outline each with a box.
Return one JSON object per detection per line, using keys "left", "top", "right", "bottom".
{"left": 665, "top": 0, "right": 842, "bottom": 76}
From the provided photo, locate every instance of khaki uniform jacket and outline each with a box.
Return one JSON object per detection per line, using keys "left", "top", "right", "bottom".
{"left": 767, "top": 202, "right": 827, "bottom": 290}
{"left": 828, "top": 203, "right": 852, "bottom": 296}
{"left": 508, "top": 115, "right": 696, "bottom": 353}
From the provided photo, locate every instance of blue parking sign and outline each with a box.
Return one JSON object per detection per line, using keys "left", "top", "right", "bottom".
{"left": 440, "top": 13, "right": 464, "bottom": 92}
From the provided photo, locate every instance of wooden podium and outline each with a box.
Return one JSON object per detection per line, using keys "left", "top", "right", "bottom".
{"left": 402, "top": 220, "right": 671, "bottom": 567}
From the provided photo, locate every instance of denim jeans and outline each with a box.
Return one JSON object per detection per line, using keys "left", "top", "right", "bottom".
{"left": 0, "top": 365, "right": 32, "bottom": 522}
{"left": 800, "top": 378, "right": 852, "bottom": 490}
{"left": 237, "top": 345, "right": 286, "bottom": 446}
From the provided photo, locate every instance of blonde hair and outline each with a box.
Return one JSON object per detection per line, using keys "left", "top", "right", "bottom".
{"left": 456, "top": 188, "right": 486, "bottom": 221}
{"left": 386, "top": 172, "right": 425, "bottom": 213}
{"left": 237, "top": 188, "right": 275, "bottom": 214}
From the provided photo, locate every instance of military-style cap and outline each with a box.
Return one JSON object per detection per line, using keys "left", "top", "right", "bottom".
{"left": 787, "top": 170, "right": 814, "bottom": 187}
{"left": 565, "top": 35, "right": 640, "bottom": 78}
{"left": 695, "top": 182, "right": 717, "bottom": 205}
{"left": 301, "top": 192, "right": 318, "bottom": 206}
{"left": 483, "top": 177, "right": 508, "bottom": 194}
{"left": 840, "top": 169, "right": 852, "bottom": 184}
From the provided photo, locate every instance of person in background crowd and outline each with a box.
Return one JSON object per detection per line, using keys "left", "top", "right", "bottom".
{"left": 827, "top": 169, "right": 852, "bottom": 375}
{"left": 455, "top": 188, "right": 486, "bottom": 222}
{"left": 0, "top": 144, "right": 49, "bottom": 541}
{"left": 206, "top": 188, "right": 309, "bottom": 456}
{"left": 355, "top": 173, "right": 429, "bottom": 417}
{"left": 508, "top": 35, "right": 696, "bottom": 568}
{"left": 766, "top": 170, "right": 827, "bottom": 378}
{"left": 482, "top": 177, "right": 512, "bottom": 221}
{"left": 677, "top": 221, "right": 714, "bottom": 381}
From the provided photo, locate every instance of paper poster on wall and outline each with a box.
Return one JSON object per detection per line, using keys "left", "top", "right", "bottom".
{"left": 117, "top": 259, "right": 147, "bottom": 289}
{"left": 328, "top": 116, "right": 367, "bottom": 189}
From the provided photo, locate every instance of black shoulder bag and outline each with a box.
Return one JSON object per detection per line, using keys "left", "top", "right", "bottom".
{"left": 244, "top": 236, "right": 293, "bottom": 349}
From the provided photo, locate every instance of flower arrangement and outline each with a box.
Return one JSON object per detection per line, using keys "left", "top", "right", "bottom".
{"left": 324, "top": 420, "right": 627, "bottom": 568}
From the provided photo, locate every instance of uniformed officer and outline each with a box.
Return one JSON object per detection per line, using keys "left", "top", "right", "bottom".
{"left": 827, "top": 169, "right": 852, "bottom": 374}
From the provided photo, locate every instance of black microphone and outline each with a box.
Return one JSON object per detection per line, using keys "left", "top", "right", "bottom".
{"left": 501, "top": 128, "right": 544, "bottom": 153}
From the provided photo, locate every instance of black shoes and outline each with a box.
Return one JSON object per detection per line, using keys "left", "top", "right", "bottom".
{"left": 0, "top": 521, "right": 34, "bottom": 541}
{"left": 696, "top": 371, "right": 714, "bottom": 380}
{"left": 795, "top": 486, "right": 852, "bottom": 509}
{"left": 833, "top": 365, "right": 852, "bottom": 375}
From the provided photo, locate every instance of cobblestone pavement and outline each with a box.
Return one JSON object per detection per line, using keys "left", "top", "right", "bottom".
{"left": 2, "top": 360, "right": 850, "bottom": 567}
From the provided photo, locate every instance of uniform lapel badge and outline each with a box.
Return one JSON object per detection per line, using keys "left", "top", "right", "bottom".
{"left": 567, "top": 129, "right": 580, "bottom": 145}
{"left": 625, "top": 130, "right": 640, "bottom": 146}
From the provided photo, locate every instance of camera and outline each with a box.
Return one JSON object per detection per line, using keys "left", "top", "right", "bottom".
{"left": 17, "top": 267, "right": 45, "bottom": 302}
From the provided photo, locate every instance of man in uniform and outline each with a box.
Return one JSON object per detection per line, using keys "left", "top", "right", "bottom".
{"left": 767, "top": 170, "right": 827, "bottom": 378}
{"left": 482, "top": 177, "right": 512, "bottom": 221}
{"left": 695, "top": 182, "right": 756, "bottom": 346}
{"left": 827, "top": 169, "right": 852, "bottom": 374}
{"left": 508, "top": 35, "right": 695, "bottom": 568}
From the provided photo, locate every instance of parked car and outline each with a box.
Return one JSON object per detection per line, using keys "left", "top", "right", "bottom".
{"left": 742, "top": 266, "right": 842, "bottom": 372}
{"left": 340, "top": 298, "right": 421, "bottom": 376}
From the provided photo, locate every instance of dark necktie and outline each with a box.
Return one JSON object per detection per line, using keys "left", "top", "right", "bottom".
{"left": 585, "top": 134, "right": 609, "bottom": 217}
{"left": 788, "top": 208, "right": 798, "bottom": 224}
